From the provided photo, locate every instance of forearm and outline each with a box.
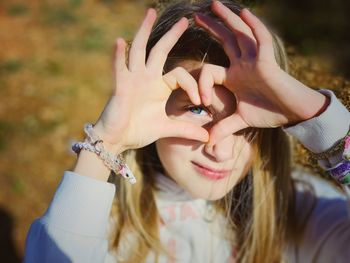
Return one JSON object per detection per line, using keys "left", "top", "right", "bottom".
{"left": 269, "top": 69, "right": 331, "bottom": 125}
{"left": 73, "top": 150, "right": 112, "bottom": 182}
{"left": 284, "top": 89, "right": 349, "bottom": 167}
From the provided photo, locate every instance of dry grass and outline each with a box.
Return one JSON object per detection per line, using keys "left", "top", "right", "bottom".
{"left": 0, "top": 0, "right": 147, "bottom": 259}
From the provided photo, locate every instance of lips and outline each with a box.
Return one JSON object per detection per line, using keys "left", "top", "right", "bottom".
{"left": 191, "top": 161, "right": 232, "bottom": 180}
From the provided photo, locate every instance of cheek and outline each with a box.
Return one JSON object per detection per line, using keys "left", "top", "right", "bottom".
{"left": 155, "top": 138, "right": 190, "bottom": 171}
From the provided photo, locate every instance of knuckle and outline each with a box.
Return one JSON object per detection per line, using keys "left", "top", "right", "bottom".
{"left": 176, "top": 124, "right": 187, "bottom": 137}
{"left": 202, "top": 64, "right": 210, "bottom": 71}
{"left": 202, "top": 64, "right": 214, "bottom": 76}
{"left": 216, "top": 122, "right": 227, "bottom": 137}
{"left": 262, "top": 30, "right": 273, "bottom": 42}
{"left": 151, "top": 43, "right": 166, "bottom": 55}
{"left": 256, "top": 27, "right": 272, "bottom": 43}
{"left": 174, "top": 66, "right": 184, "bottom": 74}
{"left": 222, "top": 12, "right": 230, "bottom": 23}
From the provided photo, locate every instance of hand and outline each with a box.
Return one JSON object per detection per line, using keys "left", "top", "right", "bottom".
{"left": 94, "top": 9, "right": 209, "bottom": 153}
{"left": 195, "top": 1, "right": 328, "bottom": 146}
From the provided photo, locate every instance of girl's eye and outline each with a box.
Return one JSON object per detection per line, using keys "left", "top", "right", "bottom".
{"left": 186, "top": 105, "right": 210, "bottom": 116}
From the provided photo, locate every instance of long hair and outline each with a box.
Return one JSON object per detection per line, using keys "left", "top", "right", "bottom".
{"left": 108, "top": 1, "right": 298, "bottom": 262}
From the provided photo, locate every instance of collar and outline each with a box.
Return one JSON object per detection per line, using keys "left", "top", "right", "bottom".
{"left": 154, "top": 172, "right": 197, "bottom": 202}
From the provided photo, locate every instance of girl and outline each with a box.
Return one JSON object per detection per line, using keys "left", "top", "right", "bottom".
{"left": 24, "top": 0, "right": 350, "bottom": 262}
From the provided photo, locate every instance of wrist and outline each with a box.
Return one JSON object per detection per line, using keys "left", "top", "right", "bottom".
{"left": 285, "top": 94, "right": 330, "bottom": 127}
{"left": 92, "top": 123, "right": 125, "bottom": 154}
{"left": 72, "top": 123, "right": 136, "bottom": 184}
{"left": 307, "top": 93, "right": 331, "bottom": 120}
{"left": 283, "top": 89, "right": 350, "bottom": 154}
{"left": 73, "top": 150, "right": 111, "bottom": 181}
{"left": 274, "top": 69, "right": 331, "bottom": 126}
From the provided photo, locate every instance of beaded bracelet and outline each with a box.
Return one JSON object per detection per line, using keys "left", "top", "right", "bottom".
{"left": 72, "top": 123, "right": 137, "bottom": 185}
{"left": 327, "top": 160, "right": 350, "bottom": 185}
{"left": 311, "top": 128, "right": 350, "bottom": 160}
{"left": 326, "top": 129, "right": 350, "bottom": 186}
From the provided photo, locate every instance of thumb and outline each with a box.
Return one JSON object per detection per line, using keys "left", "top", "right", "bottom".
{"left": 161, "top": 119, "right": 209, "bottom": 142}
{"left": 208, "top": 113, "right": 249, "bottom": 147}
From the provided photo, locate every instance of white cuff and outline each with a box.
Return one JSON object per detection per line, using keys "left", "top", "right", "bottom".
{"left": 42, "top": 171, "right": 116, "bottom": 237}
{"left": 283, "top": 89, "right": 349, "bottom": 153}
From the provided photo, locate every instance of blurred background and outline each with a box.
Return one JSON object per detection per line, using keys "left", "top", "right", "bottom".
{"left": 0, "top": 0, "right": 349, "bottom": 261}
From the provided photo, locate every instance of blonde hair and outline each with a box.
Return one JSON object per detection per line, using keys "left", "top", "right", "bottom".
{"left": 108, "top": 1, "right": 299, "bottom": 262}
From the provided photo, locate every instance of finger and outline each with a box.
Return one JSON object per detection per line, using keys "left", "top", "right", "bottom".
{"left": 211, "top": 1, "right": 257, "bottom": 58}
{"left": 207, "top": 113, "right": 248, "bottom": 147}
{"left": 163, "top": 67, "right": 201, "bottom": 105}
{"left": 146, "top": 17, "right": 189, "bottom": 72}
{"left": 113, "top": 37, "right": 127, "bottom": 72}
{"left": 240, "top": 8, "right": 274, "bottom": 61}
{"left": 161, "top": 119, "right": 209, "bottom": 142}
{"left": 194, "top": 13, "right": 240, "bottom": 60}
{"left": 128, "top": 8, "right": 157, "bottom": 71}
{"left": 198, "top": 64, "right": 227, "bottom": 106}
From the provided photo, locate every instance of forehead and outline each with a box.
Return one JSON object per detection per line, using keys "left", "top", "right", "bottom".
{"left": 170, "top": 60, "right": 236, "bottom": 117}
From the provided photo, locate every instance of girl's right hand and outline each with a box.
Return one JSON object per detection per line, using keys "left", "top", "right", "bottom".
{"left": 93, "top": 9, "right": 209, "bottom": 154}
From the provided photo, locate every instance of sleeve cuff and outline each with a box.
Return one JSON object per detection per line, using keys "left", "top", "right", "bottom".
{"left": 42, "top": 171, "right": 116, "bottom": 237}
{"left": 283, "top": 89, "right": 349, "bottom": 154}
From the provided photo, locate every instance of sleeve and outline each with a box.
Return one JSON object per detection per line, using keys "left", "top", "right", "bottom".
{"left": 293, "top": 192, "right": 350, "bottom": 263}
{"left": 284, "top": 90, "right": 350, "bottom": 262}
{"left": 283, "top": 89, "right": 350, "bottom": 168}
{"left": 23, "top": 171, "right": 116, "bottom": 263}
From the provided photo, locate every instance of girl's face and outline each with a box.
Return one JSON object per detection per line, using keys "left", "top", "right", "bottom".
{"left": 155, "top": 60, "right": 254, "bottom": 201}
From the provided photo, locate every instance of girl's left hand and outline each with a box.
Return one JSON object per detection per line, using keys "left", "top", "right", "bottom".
{"left": 194, "top": 1, "right": 329, "bottom": 146}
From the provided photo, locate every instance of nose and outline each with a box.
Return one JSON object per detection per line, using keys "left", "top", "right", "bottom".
{"left": 203, "top": 134, "right": 236, "bottom": 162}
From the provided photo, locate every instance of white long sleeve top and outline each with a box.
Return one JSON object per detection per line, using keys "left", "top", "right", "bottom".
{"left": 24, "top": 90, "right": 350, "bottom": 263}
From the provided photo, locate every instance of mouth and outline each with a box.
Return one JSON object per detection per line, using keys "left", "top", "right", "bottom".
{"left": 191, "top": 161, "right": 232, "bottom": 180}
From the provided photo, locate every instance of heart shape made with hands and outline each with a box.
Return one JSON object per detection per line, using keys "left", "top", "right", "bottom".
{"left": 152, "top": 0, "right": 344, "bottom": 179}
{"left": 169, "top": 1, "right": 328, "bottom": 148}
{"left": 106, "top": 1, "right": 329, "bottom": 153}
